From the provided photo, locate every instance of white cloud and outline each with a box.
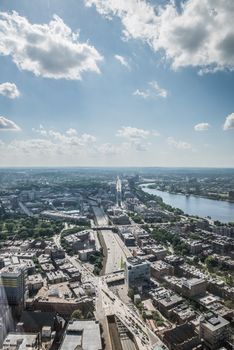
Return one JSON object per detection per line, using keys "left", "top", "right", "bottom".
{"left": 0, "top": 11, "right": 103, "bottom": 80}
{"left": 114, "top": 54, "right": 130, "bottom": 69}
{"left": 32, "top": 124, "right": 47, "bottom": 136}
{"left": 66, "top": 128, "right": 78, "bottom": 136}
{"left": 85, "top": 0, "right": 234, "bottom": 72}
{"left": 133, "top": 89, "right": 149, "bottom": 99}
{"left": 117, "top": 126, "right": 150, "bottom": 140}
{"left": 0, "top": 82, "right": 20, "bottom": 99}
{"left": 97, "top": 143, "right": 121, "bottom": 155}
{"left": 167, "top": 136, "right": 192, "bottom": 150}
{"left": 194, "top": 122, "right": 210, "bottom": 131}
{"left": 1, "top": 126, "right": 127, "bottom": 163}
{"left": 116, "top": 126, "right": 159, "bottom": 152}
{"left": 223, "top": 113, "right": 234, "bottom": 130}
{"left": 0, "top": 116, "right": 21, "bottom": 131}
{"left": 133, "top": 81, "right": 168, "bottom": 99}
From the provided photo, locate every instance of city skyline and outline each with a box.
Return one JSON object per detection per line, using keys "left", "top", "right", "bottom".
{"left": 0, "top": 0, "right": 234, "bottom": 167}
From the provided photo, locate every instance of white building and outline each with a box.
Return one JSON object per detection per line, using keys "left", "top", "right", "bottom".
{"left": 125, "top": 257, "right": 150, "bottom": 290}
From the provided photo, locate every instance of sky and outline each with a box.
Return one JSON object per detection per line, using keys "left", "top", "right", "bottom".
{"left": 0, "top": 0, "right": 234, "bottom": 167}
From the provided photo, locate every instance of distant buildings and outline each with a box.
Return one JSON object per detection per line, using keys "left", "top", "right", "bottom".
{"left": 41, "top": 210, "right": 90, "bottom": 225}
{"left": 116, "top": 176, "right": 122, "bottom": 208}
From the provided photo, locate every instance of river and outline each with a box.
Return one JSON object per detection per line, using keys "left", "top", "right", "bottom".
{"left": 141, "top": 185, "right": 234, "bottom": 223}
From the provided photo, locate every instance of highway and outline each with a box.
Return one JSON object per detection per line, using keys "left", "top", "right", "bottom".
{"left": 53, "top": 214, "right": 165, "bottom": 349}
{"left": 93, "top": 206, "right": 132, "bottom": 274}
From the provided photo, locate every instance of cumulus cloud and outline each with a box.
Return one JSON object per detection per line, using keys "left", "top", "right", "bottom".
{"left": 40, "top": 127, "right": 96, "bottom": 146}
{"left": 0, "top": 116, "right": 21, "bottom": 131}
{"left": 116, "top": 126, "right": 158, "bottom": 152}
{"left": 0, "top": 11, "right": 103, "bottom": 80}
{"left": 0, "top": 82, "right": 20, "bottom": 99}
{"left": 66, "top": 128, "right": 78, "bottom": 136}
{"left": 223, "top": 113, "right": 234, "bottom": 130}
{"left": 114, "top": 54, "right": 130, "bottom": 69}
{"left": 167, "top": 136, "right": 192, "bottom": 150}
{"left": 133, "top": 81, "right": 168, "bottom": 99}
{"left": 85, "top": 0, "right": 234, "bottom": 72}
{"left": 1, "top": 126, "right": 129, "bottom": 162}
{"left": 194, "top": 122, "right": 210, "bottom": 131}
{"left": 116, "top": 126, "right": 150, "bottom": 140}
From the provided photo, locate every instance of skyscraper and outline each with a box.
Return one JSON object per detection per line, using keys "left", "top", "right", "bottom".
{"left": 116, "top": 176, "right": 122, "bottom": 207}
{"left": 0, "top": 265, "right": 26, "bottom": 308}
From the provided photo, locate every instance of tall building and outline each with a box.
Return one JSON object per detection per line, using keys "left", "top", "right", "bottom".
{"left": 0, "top": 304, "right": 13, "bottom": 347}
{"left": 199, "top": 313, "right": 230, "bottom": 350}
{"left": 125, "top": 257, "right": 150, "bottom": 290}
{"left": 116, "top": 176, "right": 122, "bottom": 207}
{"left": 0, "top": 265, "right": 26, "bottom": 308}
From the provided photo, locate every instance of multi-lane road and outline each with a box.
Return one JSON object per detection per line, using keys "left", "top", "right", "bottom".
{"left": 92, "top": 205, "right": 132, "bottom": 274}
{"left": 53, "top": 210, "right": 166, "bottom": 350}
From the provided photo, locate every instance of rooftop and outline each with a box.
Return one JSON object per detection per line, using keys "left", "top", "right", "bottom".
{"left": 201, "top": 313, "right": 230, "bottom": 331}
{"left": 60, "top": 320, "right": 102, "bottom": 350}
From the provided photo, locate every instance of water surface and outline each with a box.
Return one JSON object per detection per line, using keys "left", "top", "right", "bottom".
{"left": 141, "top": 185, "right": 234, "bottom": 223}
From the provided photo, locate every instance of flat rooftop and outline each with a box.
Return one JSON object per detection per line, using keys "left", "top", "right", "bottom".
{"left": 3, "top": 332, "right": 38, "bottom": 350}
{"left": 60, "top": 320, "right": 102, "bottom": 350}
{"left": 126, "top": 257, "right": 148, "bottom": 266}
{"left": 202, "top": 313, "right": 230, "bottom": 331}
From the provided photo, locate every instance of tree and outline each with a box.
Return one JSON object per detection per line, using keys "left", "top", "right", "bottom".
{"left": 224, "top": 300, "right": 234, "bottom": 309}
{"left": 6, "top": 222, "right": 14, "bottom": 233}
{"left": 128, "top": 288, "right": 134, "bottom": 301}
{"left": 71, "top": 309, "right": 83, "bottom": 320}
{"left": 205, "top": 256, "right": 217, "bottom": 271}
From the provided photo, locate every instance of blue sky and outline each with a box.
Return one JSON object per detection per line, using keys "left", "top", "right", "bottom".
{"left": 0, "top": 0, "right": 234, "bottom": 167}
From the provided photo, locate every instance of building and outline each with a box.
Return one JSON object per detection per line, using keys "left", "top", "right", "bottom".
{"left": 119, "top": 230, "right": 136, "bottom": 246}
{"left": 187, "top": 240, "right": 203, "bottom": 255}
{"left": 27, "top": 283, "right": 93, "bottom": 319}
{"left": 0, "top": 265, "right": 26, "bottom": 308}
{"left": 151, "top": 260, "right": 173, "bottom": 281}
{"left": 2, "top": 332, "right": 40, "bottom": 350}
{"left": 60, "top": 320, "right": 102, "bottom": 350}
{"left": 164, "top": 255, "right": 184, "bottom": 268}
{"left": 199, "top": 313, "right": 230, "bottom": 350}
{"left": 27, "top": 274, "right": 43, "bottom": 293}
{"left": 171, "top": 303, "right": 196, "bottom": 324}
{"left": 163, "top": 323, "right": 201, "bottom": 350}
{"left": 0, "top": 305, "right": 13, "bottom": 347}
{"left": 125, "top": 257, "right": 150, "bottom": 290}
{"left": 116, "top": 176, "right": 122, "bottom": 207}
{"left": 182, "top": 278, "right": 207, "bottom": 298}
{"left": 157, "top": 293, "right": 184, "bottom": 318}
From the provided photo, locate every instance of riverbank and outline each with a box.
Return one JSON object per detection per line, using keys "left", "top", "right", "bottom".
{"left": 145, "top": 184, "right": 234, "bottom": 204}
{"left": 140, "top": 184, "right": 234, "bottom": 223}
